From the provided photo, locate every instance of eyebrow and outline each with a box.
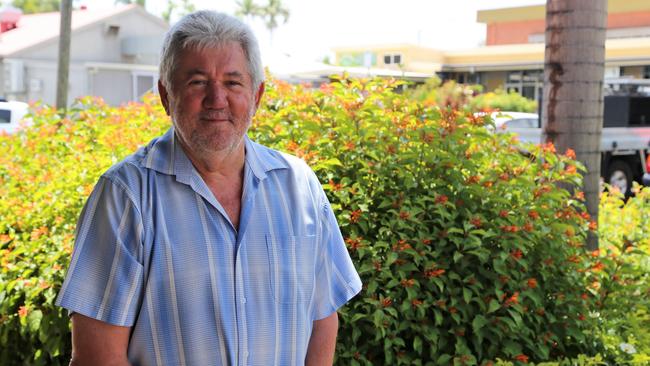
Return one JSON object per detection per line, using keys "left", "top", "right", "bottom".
{"left": 183, "top": 69, "right": 245, "bottom": 80}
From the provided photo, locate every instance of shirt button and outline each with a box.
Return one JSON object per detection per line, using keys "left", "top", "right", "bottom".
{"left": 241, "top": 297, "right": 247, "bottom": 304}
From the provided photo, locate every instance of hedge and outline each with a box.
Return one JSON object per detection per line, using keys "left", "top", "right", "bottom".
{"left": 0, "top": 76, "right": 621, "bottom": 365}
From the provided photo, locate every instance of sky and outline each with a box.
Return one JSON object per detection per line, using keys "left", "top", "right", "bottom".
{"left": 81, "top": 0, "right": 545, "bottom": 62}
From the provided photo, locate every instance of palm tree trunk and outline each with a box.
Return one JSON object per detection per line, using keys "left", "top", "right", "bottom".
{"left": 542, "top": 0, "right": 607, "bottom": 250}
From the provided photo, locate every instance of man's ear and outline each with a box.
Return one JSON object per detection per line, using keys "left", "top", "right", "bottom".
{"left": 254, "top": 82, "right": 265, "bottom": 110}
{"left": 158, "top": 80, "right": 171, "bottom": 116}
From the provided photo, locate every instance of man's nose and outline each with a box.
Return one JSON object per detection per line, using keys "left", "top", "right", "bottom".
{"left": 203, "top": 82, "right": 228, "bottom": 108}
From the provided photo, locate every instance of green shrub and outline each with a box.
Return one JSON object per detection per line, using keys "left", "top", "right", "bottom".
{"left": 470, "top": 89, "right": 538, "bottom": 113}
{"left": 406, "top": 77, "right": 537, "bottom": 113}
{"left": 252, "top": 76, "right": 601, "bottom": 365}
{"left": 592, "top": 185, "right": 650, "bottom": 364}
{"left": 1, "top": 77, "right": 604, "bottom": 365}
{"left": 0, "top": 96, "right": 170, "bottom": 365}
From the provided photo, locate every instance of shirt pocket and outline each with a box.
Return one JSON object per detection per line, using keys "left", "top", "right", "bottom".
{"left": 265, "top": 234, "right": 317, "bottom": 304}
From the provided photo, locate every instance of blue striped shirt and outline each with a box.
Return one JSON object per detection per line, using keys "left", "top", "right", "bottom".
{"left": 56, "top": 128, "right": 362, "bottom": 366}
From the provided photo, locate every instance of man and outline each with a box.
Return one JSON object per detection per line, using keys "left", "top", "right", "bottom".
{"left": 56, "top": 10, "right": 361, "bottom": 366}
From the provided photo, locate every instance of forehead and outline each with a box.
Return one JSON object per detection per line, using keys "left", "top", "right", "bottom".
{"left": 175, "top": 42, "right": 250, "bottom": 79}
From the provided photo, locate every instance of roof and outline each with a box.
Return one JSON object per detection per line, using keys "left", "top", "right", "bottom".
{"left": 0, "top": 4, "right": 168, "bottom": 57}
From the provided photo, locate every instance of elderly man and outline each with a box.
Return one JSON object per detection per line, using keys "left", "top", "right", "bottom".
{"left": 56, "top": 10, "right": 361, "bottom": 366}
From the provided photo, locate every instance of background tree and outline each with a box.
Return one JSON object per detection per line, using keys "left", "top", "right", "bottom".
{"left": 11, "top": 0, "right": 59, "bottom": 13}
{"left": 161, "top": 0, "right": 195, "bottom": 22}
{"left": 115, "top": 0, "right": 146, "bottom": 7}
{"left": 542, "top": 0, "right": 607, "bottom": 249}
{"left": 260, "top": 0, "right": 289, "bottom": 44}
{"left": 235, "top": 0, "right": 262, "bottom": 24}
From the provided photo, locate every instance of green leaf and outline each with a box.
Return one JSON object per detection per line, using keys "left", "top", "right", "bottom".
{"left": 471, "top": 314, "right": 488, "bottom": 333}
{"left": 27, "top": 309, "right": 43, "bottom": 333}
{"left": 463, "top": 287, "right": 472, "bottom": 304}
{"left": 487, "top": 299, "right": 500, "bottom": 313}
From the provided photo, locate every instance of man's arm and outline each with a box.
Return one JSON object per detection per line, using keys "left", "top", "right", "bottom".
{"left": 70, "top": 313, "right": 132, "bottom": 366}
{"left": 305, "top": 312, "right": 339, "bottom": 366}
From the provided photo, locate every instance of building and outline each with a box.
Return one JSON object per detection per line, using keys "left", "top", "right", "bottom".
{"left": 0, "top": 4, "right": 168, "bottom": 106}
{"left": 334, "top": 0, "right": 650, "bottom": 100}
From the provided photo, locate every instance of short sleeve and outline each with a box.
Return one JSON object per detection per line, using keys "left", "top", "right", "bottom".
{"left": 311, "top": 192, "right": 362, "bottom": 320}
{"left": 56, "top": 176, "right": 145, "bottom": 327}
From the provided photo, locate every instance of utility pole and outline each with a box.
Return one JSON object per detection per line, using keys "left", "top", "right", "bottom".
{"left": 56, "top": 0, "right": 73, "bottom": 110}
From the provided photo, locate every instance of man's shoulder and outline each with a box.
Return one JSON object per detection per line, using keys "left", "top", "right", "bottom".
{"left": 102, "top": 135, "right": 164, "bottom": 186}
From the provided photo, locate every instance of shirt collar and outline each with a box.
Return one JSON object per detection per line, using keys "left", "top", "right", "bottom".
{"left": 142, "top": 127, "right": 288, "bottom": 181}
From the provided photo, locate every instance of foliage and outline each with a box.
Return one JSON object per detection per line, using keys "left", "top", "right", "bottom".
{"left": 591, "top": 184, "right": 650, "bottom": 364}
{"left": 0, "top": 96, "right": 170, "bottom": 365}
{"left": 0, "top": 76, "right": 643, "bottom": 365}
{"left": 407, "top": 76, "right": 482, "bottom": 110}
{"left": 251, "top": 76, "right": 601, "bottom": 364}
{"left": 470, "top": 89, "right": 538, "bottom": 114}
{"left": 161, "top": 0, "right": 196, "bottom": 22}
{"left": 407, "top": 77, "right": 537, "bottom": 113}
{"left": 11, "top": 0, "right": 59, "bottom": 14}
{"left": 234, "top": 0, "right": 289, "bottom": 35}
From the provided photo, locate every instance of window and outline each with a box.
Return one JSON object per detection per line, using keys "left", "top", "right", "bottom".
{"left": 0, "top": 110, "right": 10, "bottom": 123}
{"left": 131, "top": 72, "right": 157, "bottom": 101}
{"left": 383, "top": 53, "right": 403, "bottom": 65}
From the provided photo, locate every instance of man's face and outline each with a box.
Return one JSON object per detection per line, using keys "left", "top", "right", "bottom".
{"left": 159, "top": 42, "right": 264, "bottom": 158}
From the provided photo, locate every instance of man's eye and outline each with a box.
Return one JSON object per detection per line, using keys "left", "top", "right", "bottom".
{"left": 227, "top": 80, "right": 243, "bottom": 87}
{"left": 189, "top": 80, "right": 207, "bottom": 85}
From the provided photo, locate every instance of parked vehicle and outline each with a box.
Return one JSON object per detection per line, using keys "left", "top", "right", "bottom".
{"left": 0, "top": 100, "right": 29, "bottom": 134}
{"left": 489, "top": 92, "right": 650, "bottom": 195}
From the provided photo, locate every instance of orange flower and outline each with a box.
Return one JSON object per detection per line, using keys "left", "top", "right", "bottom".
{"left": 425, "top": 268, "right": 445, "bottom": 278}
{"left": 514, "top": 354, "right": 529, "bottom": 363}
{"left": 523, "top": 222, "right": 534, "bottom": 232}
{"left": 411, "top": 299, "right": 423, "bottom": 308}
{"left": 591, "top": 261, "right": 605, "bottom": 272}
{"left": 575, "top": 191, "right": 585, "bottom": 200}
{"left": 349, "top": 209, "right": 362, "bottom": 223}
{"left": 435, "top": 194, "right": 448, "bottom": 204}
{"left": 565, "top": 165, "right": 577, "bottom": 174}
{"left": 565, "top": 148, "right": 576, "bottom": 159}
{"left": 527, "top": 278, "right": 538, "bottom": 289}
{"left": 18, "top": 305, "right": 29, "bottom": 318}
{"left": 510, "top": 249, "right": 523, "bottom": 260}
{"left": 381, "top": 297, "right": 392, "bottom": 307}
{"left": 504, "top": 292, "right": 520, "bottom": 307}
{"left": 344, "top": 237, "right": 362, "bottom": 250}
{"left": 400, "top": 279, "right": 415, "bottom": 288}
{"left": 398, "top": 211, "right": 410, "bottom": 220}
{"left": 589, "top": 221, "right": 597, "bottom": 231}
{"left": 528, "top": 210, "right": 540, "bottom": 220}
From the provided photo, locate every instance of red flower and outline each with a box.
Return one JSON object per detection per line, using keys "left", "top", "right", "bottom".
{"left": 349, "top": 209, "right": 362, "bottom": 223}
{"left": 528, "top": 210, "right": 540, "bottom": 220}
{"left": 435, "top": 194, "right": 448, "bottom": 204}
{"left": 411, "top": 299, "right": 423, "bottom": 308}
{"left": 527, "top": 278, "right": 538, "bottom": 289}
{"left": 381, "top": 298, "right": 392, "bottom": 307}
{"left": 400, "top": 279, "right": 415, "bottom": 288}
{"left": 425, "top": 268, "right": 446, "bottom": 278}
{"left": 510, "top": 249, "right": 523, "bottom": 260}
{"left": 399, "top": 211, "right": 410, "bottom": 220}
{"left": 589, "top": 221, "right": 597, "bottom": 231}
{"left": 514, "top": 354, "right": 529, "bottom": 363}
{"left": 565, "top": 148, "right": 576, "bottom": 159}
{"left": 499, "top": 210, "right": 509, "bottom": 218}
{"left": 470, "top": 217, "right": 482, "bottom": 227}
{"left": 503, "top": 292, "right": 519, "bottom": 307}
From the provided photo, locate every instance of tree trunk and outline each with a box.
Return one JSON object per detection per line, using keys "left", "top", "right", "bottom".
{"left": 56, "top": 0, "right": 72, "bottom": 110}
{"left": 542, "top": 0, "right": 607, "bottom": 250}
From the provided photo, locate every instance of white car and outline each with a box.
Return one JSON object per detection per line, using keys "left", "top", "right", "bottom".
{"left": 0, "top": 100, "right": 29, "bottom": 134}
